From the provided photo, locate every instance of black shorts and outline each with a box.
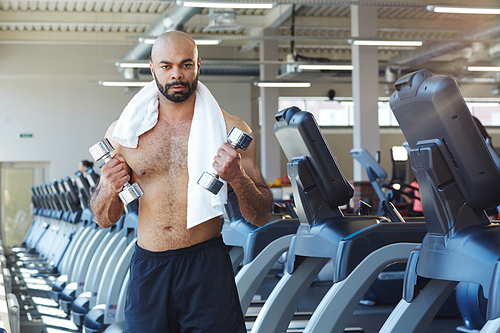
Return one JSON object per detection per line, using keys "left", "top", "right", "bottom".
{"left": 124, "top": 236, "right": 246, "bottom": 333}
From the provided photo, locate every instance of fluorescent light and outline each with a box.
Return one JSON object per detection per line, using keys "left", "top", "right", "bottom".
{"left": 298, "top": 64, "right": 353, "bottom": 70}
{"left": 139, "top": 37, "right": 220, "bottom": 45}
{"left": 464, "top": 97, "right": 500, "bottom": 103}
{"left": 99, "top": 81, "right": 149, "bottom": 87}
{"left": 254, "top": 82, "right": 311, "bottom": 88}
{"left": 193, "top": 39, "right": 221, "bottom": 45}
{"left": 348, "top": 39, "right": 423, "bottom": 47}
{"left": 139, "top": 37, "right": 156, "bottom": 44}
{"left": 116, "top": 62, "right": 150, "bottom": 68}
{"left": 178, "top": 1, "right": 274, "bottom": 9}
{"left": 472, "top": 77, "right": 496, "bottom": 83}
{"left": 467, "top": 66, "right": 500, "bottom": 72}
{"left": 467, "top": 102, "right": 500, "bottom": 107}
{"left": 427, "top": 5, "right": 500, "bottom": 14}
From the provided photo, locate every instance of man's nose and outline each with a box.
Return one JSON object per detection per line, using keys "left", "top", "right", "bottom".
{"left": 171, "top": 67, "right": 184, "bottom": 81}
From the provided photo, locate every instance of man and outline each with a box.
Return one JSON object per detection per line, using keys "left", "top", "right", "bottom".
{"left": 90, "top": 31, "right": 273, "bottom": 332}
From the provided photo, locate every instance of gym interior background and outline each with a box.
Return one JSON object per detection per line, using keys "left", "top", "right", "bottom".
{"left": 2, "top": 1, "right": 500, "bottom": 240}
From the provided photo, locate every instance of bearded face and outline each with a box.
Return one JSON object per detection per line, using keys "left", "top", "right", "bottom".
{"left": 154, "top": 71, "right": 199, "bottom": 103}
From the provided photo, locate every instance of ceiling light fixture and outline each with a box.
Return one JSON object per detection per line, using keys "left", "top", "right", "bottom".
{"left": 427, "top": 5, "right": 500, "bottom": 15}
{"left": 194, "top": 39, "right": 221, "bottom": 45}
{"left": 139, "top": 37, "right": 221, "bottom": 45}
{"left": 139, "top": 38, "right": 156, "bottom": 44}
{"left": 471, "top": 77, "right": 496, "bottom": 83}
{"left": 348, "top": 39, "right": 423, "bottom": 47}
{"left": 467, "top": 66, "right": 500, "bottom": 72}
{"left": 115, "top": 62, "right": 150, "bottom": 68}
{"left": 99, "top": 81, "right": 149, "bottom": 87}
{"left": 297, "top": 64, "right": 353, "bottom": 70}
{"left": 177, "top": 1, "right": 274, "bottom": 9}
{"left": 254, "top": 82, "right": 311, "bottom": 88}
{"left": 467, "top": 102, "right": 500, "bottom": 107}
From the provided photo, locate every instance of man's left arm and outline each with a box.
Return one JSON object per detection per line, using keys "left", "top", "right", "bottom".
{"left": 214, "top": 133, "right": 273, "bottom": 227}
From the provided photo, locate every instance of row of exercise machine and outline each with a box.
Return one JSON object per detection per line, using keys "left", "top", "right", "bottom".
{"left": 4, "top": 68, "right": 500, "bottom": 333}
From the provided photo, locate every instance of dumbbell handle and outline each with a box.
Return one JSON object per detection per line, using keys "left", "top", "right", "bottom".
{"left": 102, "top": 154, "right": 113, "bottom": 164}
{"left": 100, "top": 153, "right": 135, "bottom": 187}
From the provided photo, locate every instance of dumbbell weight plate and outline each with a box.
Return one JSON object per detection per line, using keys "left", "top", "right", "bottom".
{"left": 227, "top": 127, "right": 253, "bottom": 150}
{"left": 89, "top": 139, "right": 114, "bottom": 162}
{"left": 198, "top": 171, "right": 224, "bottom": 195}
{"left": 118, "top": 182, "right": 144, "bottom": 205}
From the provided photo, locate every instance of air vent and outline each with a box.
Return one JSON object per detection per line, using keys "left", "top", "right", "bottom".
{"left": 203, "top": 8, "right": 241, "bottom": 32}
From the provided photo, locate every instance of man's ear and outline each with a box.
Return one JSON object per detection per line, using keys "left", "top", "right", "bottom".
{"left": 150, "top": 61, "right": 154, "bottom": 76}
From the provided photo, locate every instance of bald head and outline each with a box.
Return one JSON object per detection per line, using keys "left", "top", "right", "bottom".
{"left": 149, "top": 31, "right": 201, "bottom": 103}
{"left": 151, "top": 31, "right": 198, "bottom": 63}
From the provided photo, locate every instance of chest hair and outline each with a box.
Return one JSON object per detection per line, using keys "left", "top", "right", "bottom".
{"left": 132, "top": 120, "right": 191, "bottom": 180}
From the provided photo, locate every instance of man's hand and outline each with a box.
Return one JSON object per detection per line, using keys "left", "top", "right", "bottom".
{"left": 100, "top": 153, "right": 130, "bottom": 194}
{"left": 213, "top": 142, "right": 243, "bottom": 186}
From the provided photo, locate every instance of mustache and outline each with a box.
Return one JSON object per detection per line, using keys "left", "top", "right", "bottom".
{"left": 165, "top": 80, "right": 189, "bottom": 89}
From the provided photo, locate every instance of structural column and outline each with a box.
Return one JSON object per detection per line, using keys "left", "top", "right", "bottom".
{"left": 259, "top": 28, "right": 281, "bottom": 183}
{"left": 351, "top": 5, "right": 380, "bottom": 181}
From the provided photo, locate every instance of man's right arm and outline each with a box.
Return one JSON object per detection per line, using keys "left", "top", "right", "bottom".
{"left": 89, "top": 121, "right": 130, "bottom": 228}
{"left": 89, "top": 153, "right": 130, "bottom": 228}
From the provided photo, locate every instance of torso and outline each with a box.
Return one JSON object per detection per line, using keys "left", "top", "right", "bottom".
{"left": 120, "top": 116, "right": 222, "bottom": 251}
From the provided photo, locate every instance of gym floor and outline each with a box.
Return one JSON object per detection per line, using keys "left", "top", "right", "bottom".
{"left": 11, "top": 258, "right": 464, "bottom": 333}
{"left": 249, "top": 269, "right": 465, "bottom": 333}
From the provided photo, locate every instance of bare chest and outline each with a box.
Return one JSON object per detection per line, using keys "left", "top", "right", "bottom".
{"left": 124, "top": 120, "right": 191, "bottom": 180}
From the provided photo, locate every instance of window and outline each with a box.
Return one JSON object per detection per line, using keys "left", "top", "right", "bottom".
{"left": 276, "top": 98, "right": 354, "bottom": 126}
{"left": 259, "top": 97, "right": 500, "bottom": 127}
{"left": 378, "top": 102, "right": 399, "bottom": 127}
{"left": 467, "top": 103, "right": 500, "bottom": 126}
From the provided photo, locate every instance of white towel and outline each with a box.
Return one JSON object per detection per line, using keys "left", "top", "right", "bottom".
{"left": 113, "top": 80, "right": 228, "bottom": 229}
{"left": 113, "top": 80, "right": 159, "bottom": 148}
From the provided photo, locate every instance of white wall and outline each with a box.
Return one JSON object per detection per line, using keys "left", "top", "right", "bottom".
{"left": 0, "top": 44, "right": 135, "bottom": 179}
{"left": 204, "top": 81, "right": 252, "bottom": 126}
{"left": 0, "top": 44, "right": 254, "bottom": 181}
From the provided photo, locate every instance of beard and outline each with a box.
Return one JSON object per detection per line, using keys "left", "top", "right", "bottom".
{"left": 154, "top": 72, "right": 199, "bottom": 103}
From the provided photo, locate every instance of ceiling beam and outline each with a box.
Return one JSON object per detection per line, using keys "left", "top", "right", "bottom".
{"left": 0, "top": 11, "right": 162, "bottom": 24}
{"left": 239, "top": 4, "right": 299, "bottom": 54}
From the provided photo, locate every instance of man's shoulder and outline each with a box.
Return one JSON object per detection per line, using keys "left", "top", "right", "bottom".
{"left": 105, "top": 119, "right": 119, "bottom": 137}
{"left": 104, "top": 119, "right": 123, "bottom": 152}
{"left": 221, "top": 109, "right": 251, "bottom": 135}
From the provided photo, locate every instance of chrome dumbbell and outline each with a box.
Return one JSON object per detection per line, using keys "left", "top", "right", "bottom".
{"left": 89, "top": 138, "right": 144, "bottom": 205}
{"left": 198, "top": 127, "right": 253, "bottom": 195}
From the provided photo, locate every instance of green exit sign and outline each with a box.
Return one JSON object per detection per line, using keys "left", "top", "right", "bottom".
{"left": 19, "top": 133, "right": 33, "bottom": 138}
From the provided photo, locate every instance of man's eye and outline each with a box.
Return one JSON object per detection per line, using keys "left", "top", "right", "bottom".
{"left": 184, "top": 64, "right": 192, "bottom": 68}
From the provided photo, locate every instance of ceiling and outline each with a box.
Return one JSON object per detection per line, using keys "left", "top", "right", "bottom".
{"left": 2, "top": 0, "right": 500, "bottom": 83}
